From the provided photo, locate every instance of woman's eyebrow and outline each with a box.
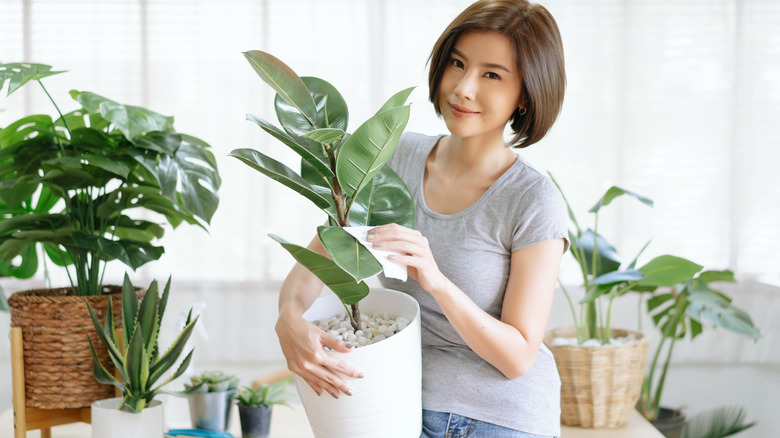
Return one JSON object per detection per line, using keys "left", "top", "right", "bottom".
{"left": 452, "top": 48, "right": 512, "bottom": 73}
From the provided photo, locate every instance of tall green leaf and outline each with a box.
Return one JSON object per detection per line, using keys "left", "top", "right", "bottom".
{"left": 317, "top": 226, "right": 382, "bottom": 282}
{"left": 589, "top": 185, "right": 653, "bottom": 213}
{"left": 121, "top": 273, "right": 138, "bottom": 345}
{"left": 569, "top": 229, "right": 621, "bottom": 277}
{"left": 336, "top": 105, "right": 410, "bottom": 199}
{"left": 375, "top": 86, "right": 415, "bottom": 115}
{"left": 269, "top": 234, "right": 369, "bottom": 305}
{"left": 243, "top": 51, "right": 317, "bottom": 126}
{"left": 276, "top": 76, "right": 349, "bottom": 136}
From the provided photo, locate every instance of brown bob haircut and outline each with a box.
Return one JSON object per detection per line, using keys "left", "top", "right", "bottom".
{"left": 428, "top": 0, "right": 566, "bottom": 148}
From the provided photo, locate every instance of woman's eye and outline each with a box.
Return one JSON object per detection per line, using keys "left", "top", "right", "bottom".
{"left": 451, "top": 59, "right": 464, "bottom": 68}
{"left": 485, "top": 72, "right": 501, "bottom": 80}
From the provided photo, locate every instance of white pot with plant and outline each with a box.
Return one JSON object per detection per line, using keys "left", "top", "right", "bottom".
{"left": 229, "top": 50, "right": 421, "bottom": 438}
{"left": 87, "top": 274, "right": 200, "bottom": 438}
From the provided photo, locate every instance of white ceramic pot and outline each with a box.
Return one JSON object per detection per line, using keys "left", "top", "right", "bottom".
{"left": 293, "top": 288, "right": 422, "bottom": 438}
{"left": 91, "top": 397, "right": 164, "bottom": 438}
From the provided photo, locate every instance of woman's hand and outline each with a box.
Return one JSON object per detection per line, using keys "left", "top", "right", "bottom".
{"left": 366, "top": 223, "right": 450, "bottom": 294}
{"left": 275, "top": 312, "right": 363, "bottom": 399}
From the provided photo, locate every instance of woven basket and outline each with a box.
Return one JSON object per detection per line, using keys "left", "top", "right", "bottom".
{"left": 544, "top": 326, "right": 649, "bottom": 428}
{"left": 8, "top": 285, "right": 140, "bottom": 409}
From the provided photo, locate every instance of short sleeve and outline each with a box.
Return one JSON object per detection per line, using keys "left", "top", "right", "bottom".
{"left": 511, "top": 176, "right": 570, "bottom": 253}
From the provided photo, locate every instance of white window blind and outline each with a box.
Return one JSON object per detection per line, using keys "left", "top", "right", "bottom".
{"left": 1, "top": 0, "right": 778, "bottom": 287}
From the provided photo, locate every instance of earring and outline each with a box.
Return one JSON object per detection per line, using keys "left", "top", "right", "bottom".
{"left": 518, "top": 108, "right": 527, "bottom": 116}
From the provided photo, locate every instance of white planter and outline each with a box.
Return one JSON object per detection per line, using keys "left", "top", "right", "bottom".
{"left": 91, "top": 397, "right": 164, "bottom": 438}
{"left": 293, "top": 288, "right": 422, "bottom": 438}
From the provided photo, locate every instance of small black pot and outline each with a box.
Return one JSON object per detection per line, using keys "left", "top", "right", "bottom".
{"left": 238, "top": 405, "right": 272, "bottom": 438}
{"left": 650, "top": 407, "right": 686, "bottom": 438}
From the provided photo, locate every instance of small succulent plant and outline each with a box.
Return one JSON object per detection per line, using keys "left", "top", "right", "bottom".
{"left": 185, "top": 370, "right": 241, "bottom": 393}
{"left": 235, "top": 379, "right": 294, "bottom": 409}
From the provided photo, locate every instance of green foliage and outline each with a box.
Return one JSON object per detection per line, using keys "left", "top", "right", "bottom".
{"left": 638, "top": 270, "right": 761, "bottom": 421}
{"left": 0, "top": 62, "right": 221, "bottom": 296}
{"left": 230, "top": 51, "right": 414, "bottom": 330}
{"left": 235, "top": 379, "right": 295, "bottom": 408}
{"left": 185, "top": 370, "right": 240, "bottom": 393}
{"left": 682, "top": 405, "right": 756, "bottom": 438}
{"left": 86, "top": 273, "right": 199, "bottom": 414}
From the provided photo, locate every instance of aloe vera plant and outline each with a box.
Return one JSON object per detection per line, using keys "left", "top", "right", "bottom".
{"left": 86, "top": 273, "right": 199, "bottom": 413}
{"left": 230, "top": 51, "right": 415, "bottom": 330}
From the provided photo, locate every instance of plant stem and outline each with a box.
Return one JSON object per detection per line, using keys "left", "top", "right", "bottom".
{"left": 349, "top": 303, "right": 361, "bottom": 332}
{"left": 558, "top": 279, "right": 579, "bottom": 331}
{"left": 37, "top": 79, "right": 71, "bottom": 135}
{"left": 643, "top": 335, "right": 666, "bottom": 419}
{"left": 653, "top": 335, "right": 677, "bottom": 415}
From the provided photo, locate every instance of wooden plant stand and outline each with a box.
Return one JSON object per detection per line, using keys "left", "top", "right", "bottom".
{"left": 11, "top": 327, "right": 123, "bottom": 438}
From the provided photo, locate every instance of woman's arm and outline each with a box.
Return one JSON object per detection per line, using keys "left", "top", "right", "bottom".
{"left": 275, "top": 234, "right": 364, "bottom": 398}
{"left": 367, "top": 224, "right": 564, "bottom": 379}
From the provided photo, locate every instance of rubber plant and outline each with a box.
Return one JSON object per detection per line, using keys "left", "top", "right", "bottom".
{"left": 639, "top": 268, "right": 761, "bottom": 421}
{"left": 0, "top": 62, "right": 221, "bottom": 296}
{"left": 550, "top": 174, "right": 709, "bottom": 344}
{"left": 230, "top": 51, "right": 414, "bottom": 330}
{"left": 86, "top": 273, "right": 199, "bottom": 413}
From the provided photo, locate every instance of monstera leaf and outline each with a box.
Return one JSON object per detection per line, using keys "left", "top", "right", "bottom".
{"left": 70, "top": 90, "right": 174, "bottom": 140}
{"left": 0, "top": 63, "right": 65, "bottom": 97}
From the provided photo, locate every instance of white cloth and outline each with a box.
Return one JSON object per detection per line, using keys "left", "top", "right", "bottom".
{"left": 344, "top": 226, "right": 408, "bottom": 282}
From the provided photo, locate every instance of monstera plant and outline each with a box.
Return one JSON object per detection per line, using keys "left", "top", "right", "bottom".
{"left": 230, "top": 51, "right": 414, "bottom": 330}
{"left": 0, "top": 62, "right": 221, "bottom": 296}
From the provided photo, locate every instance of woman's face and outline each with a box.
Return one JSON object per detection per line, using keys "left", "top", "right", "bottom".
{"left": 438, "top": 31, "right": 523, "bottom": 142}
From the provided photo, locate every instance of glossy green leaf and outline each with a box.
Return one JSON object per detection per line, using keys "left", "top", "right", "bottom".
{"left": 637, "top": 255, "right": 702, "bottom": 287}
{"left": 348, "top": 165, "right": 415, "bottom": 228}
{"left": 0, "top": 244, "right": 38, "bottom": 279}
{"left": 71, "top": 90, "right": 173, "bottom": 140}
{"left": 229, "top": 148, "right": 331, "bottom": 210}
{"left": 276, "top": 76, "right": 349, "bottom": 137}
{"left": 589, "top": 185, "right": 653, "bottom": 213}
{"left": 246, "top": 114, "right": 333, "bottom": 179}
{"left": 303, "top": 128, "right": 345, "bottom": 145}
{"left": 121, "top": 273, "right": 138, "bottom": 344}
{"left": 318, "top": 226, "right": 382, "bottom": 281}
{"left": 0, "top": 62, "right": 66, "bottom": 96}
{"left": 569, "top": 229, "right": 622, "bottom": 277}
{"left": 269, "top": 234, "right": 369, "bottom": 305}
{"left": 336, "top": 105, "right": 410, "bottom": 199}
{"left": 686, "top": 286, "right": 761, "bottom": 339}
{"left": 375, "top": 86, "right": 416, "bottom": 115}
{"left": 697, "top": 270, "right": 736, "bottom": 284}
{"left": 590, "top": 269, "right": 643, "bottom": 285}
{"left": 243, "top": 50, "right": 317, "bottom": 126}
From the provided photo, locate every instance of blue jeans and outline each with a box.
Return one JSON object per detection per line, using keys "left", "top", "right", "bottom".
{"left": 420, "top": 410, "right": 558, "bottom": 438}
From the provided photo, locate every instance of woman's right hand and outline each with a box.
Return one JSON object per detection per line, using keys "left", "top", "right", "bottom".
{"left": 275, "top": 310, "right": 364, "bottom": 399}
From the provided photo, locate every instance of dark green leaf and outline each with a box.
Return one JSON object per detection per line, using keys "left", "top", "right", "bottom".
{"left": 276, "top": 76, "right": 349, "bottom": 137}
{"left": 303, "top": 128, "right": 345, "bottom": 144}
{"left": 245, "top": 114, "right": 333, "bottom": 179}
{"left": 318, "top": 226, "right": 382, "bottom": 282}
{"left": 269, "top": 234, "right": 369, "bottom": 305}
{"left": 243, "top": 51, "right": 317, "bottom": 126}
{"left": 229, "top": 148, "right": 331, "bottom": 210}
{"left": 122, "top": 273, "right": 139, "bottom": 344}
{"left": 569, "top": 229, "right": 621, "bottom": 277}
{"left": 682, "top": 405, "right": 756, "bottom": 438}
{"left": 348, "top": 165, "right": 415, "bottom": 228}
{"left": 590, "top": 269, "right": 643, "bottom": 285}
{"left": 647, "top": 293, "right": 674, "bottom": 312}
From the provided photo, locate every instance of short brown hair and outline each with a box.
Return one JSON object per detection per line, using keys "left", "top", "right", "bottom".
{"left": 428, "top": 0, "right": 566, "bottom": 148}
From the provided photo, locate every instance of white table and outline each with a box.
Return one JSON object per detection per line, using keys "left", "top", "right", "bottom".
{"left": 1, "top": 405, "right": 662, "bottom": 437}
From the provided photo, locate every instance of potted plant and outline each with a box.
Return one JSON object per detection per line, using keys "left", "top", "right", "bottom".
{"left": 229, "top": 50, "right": 422, "bottom": 438}
{"left": 185, "top": 370, "right": 240, "bottom": 432}
{"left": 639, "top": 267, "right": 761, "bottom": 437}
{"left": 1, "top": 62, "right": 220, "bottom": 409}
{"left": 235, "top": 379, "right": 295, "bottom": 438}
{"left": 87, "top": 273, "right": 199, "bottom": 438}
{"left": 545, "top": 177, "right": 705, "bottom": 427}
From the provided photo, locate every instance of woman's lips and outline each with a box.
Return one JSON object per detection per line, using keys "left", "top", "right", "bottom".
{"left": 450, "top": 103, "right": 478, "bottom": 118}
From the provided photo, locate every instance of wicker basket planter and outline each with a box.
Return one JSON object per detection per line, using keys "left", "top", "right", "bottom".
{"left": 544, "top": 327, "right": 649, "bottom": 428}
{"left": 8, "top": 285, "right": 140, "bottom": 409}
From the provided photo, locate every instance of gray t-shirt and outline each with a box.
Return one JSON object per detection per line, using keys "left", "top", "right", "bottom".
{"left": 379, "top": 132, "right": 567, "bottom": 436}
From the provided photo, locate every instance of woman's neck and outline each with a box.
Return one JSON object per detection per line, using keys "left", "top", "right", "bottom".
{"left": 433, "top": 133, "right": 516, "bottom": 179}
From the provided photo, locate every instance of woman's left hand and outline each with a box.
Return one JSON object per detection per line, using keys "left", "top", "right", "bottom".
{"left": 366, "top": 223, "right": 449, "bottom": 294}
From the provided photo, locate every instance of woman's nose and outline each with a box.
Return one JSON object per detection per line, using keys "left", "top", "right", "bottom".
{"left": 453, "top": 73, "right": 477, "bottom": 100}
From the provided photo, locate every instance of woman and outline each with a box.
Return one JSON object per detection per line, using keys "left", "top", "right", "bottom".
{"left": 275, "top": 1, "right": 568, "bottom": 436}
